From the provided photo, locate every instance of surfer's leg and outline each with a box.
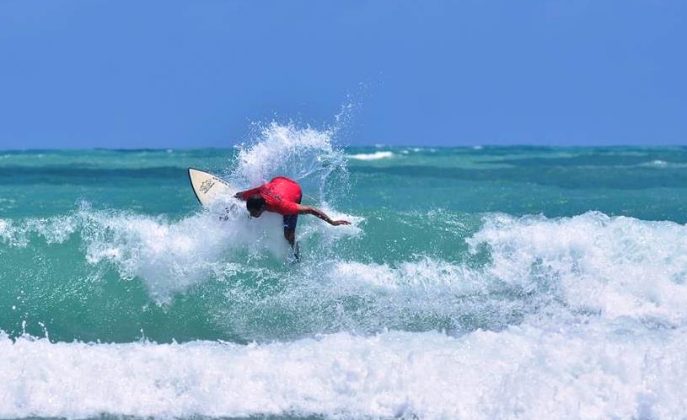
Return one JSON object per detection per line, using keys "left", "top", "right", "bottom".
{"left": 283, "top": 194, "right": 301, "bottom": 260}
{"left": 283, "top": 227, "right": 296, "bottom": 247}
{"left": 283, "top": 214, "right": 299, "bottom": 260}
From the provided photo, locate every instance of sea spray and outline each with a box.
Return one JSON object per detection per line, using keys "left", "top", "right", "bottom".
{"left": 230, "top": 121, "right": 348, "bottom": 205}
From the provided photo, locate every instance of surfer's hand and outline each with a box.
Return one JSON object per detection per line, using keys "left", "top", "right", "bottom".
{"left": 331, "top": 220, "right": 351, "bottom": 226}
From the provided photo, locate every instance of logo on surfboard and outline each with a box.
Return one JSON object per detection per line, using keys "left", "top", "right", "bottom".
{"left": 199, "top": 179, "right": 216, "bottom": 194}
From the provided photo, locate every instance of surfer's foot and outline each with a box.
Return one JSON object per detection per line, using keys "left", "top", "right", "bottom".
{"left": 290, "top": 242, "right": 300, "bottom": 263}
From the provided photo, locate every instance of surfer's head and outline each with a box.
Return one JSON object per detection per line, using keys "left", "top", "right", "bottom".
{"left": 246, "top": 195, "right": 266, "bottom": 217}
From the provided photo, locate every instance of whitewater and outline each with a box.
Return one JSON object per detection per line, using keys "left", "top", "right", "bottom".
{"left": 2, "top": 124, "right": 687, "bottom": 418}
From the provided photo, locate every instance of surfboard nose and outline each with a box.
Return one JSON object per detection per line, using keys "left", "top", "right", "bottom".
{"left": 188, "top": 168, "right": 237, "bottom": 207}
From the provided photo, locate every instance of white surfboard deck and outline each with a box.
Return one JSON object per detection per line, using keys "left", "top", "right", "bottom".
{"left": 188, "top": 168, "right": 238, "bottom": 207}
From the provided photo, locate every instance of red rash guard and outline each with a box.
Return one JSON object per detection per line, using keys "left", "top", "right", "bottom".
{"left": 240, "top": 176, "right": 303, "bottom": 215}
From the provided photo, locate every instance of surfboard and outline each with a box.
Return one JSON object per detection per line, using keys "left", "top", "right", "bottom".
{"left": 187, "top": 168, "right": 237, "bottom": 207}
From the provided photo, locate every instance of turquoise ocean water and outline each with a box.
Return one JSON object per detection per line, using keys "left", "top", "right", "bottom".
{"left": 2, "top": 123, "right": 687, "bottom": 417}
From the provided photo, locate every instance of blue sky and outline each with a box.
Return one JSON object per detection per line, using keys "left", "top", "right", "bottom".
{"left": 0, "top": 1, "right": 685, "bottom": 149}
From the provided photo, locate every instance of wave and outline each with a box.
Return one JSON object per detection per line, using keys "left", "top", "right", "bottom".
{"left": 1, "top": 205, "right": 363, "bottom": 305}
{"left": 2, "top": 325, "right": 686, "bottom": 418}
{"left": 470, "top": 212, "right": 687, "bottom": 323}
{"left": 3, "top": 122, "right": 687, "bottom": 344}
{"left": 347, "top": 151, "right": 394, "bottom": 161}
{"left": 638, "top": 159, "right": 687, "bottom": 169}
{"left": 3, "top": 210, "right": 687, "bottom": 341}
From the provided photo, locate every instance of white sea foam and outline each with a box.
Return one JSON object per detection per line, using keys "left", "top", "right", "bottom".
{"left": 347, "top": 151, "right": 394, "bottom": 161}
{"left": 328, "top": 258, "right": 478, "bottom": 291}
{"left": 80, "top": 206, "right": 361, "bottom": 303}
{"left": 469, "top": 212, "right": 687, "bottom": 323}
{"left": 1, "top": 326, "right": 686, "bottom": 419}
{"left": 0, "top": 215, "right": 78, "bottom": 247}
{"left": 313, "top": 212, "right": 687, "bottom": 326}
{"left": 217, "top": 211, "right": 687, "bottom": 339}
{"left": 0, "top": 205, "right": 362, "bottom": 304}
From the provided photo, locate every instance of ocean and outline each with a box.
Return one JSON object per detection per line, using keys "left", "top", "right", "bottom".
{"left": 1, "top": 123, "right": 687, "bottom": 418}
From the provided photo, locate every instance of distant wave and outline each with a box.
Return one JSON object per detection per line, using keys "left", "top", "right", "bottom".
{"left": 347, "top": 151, "right": 394, "bottom": 161}
{"left": 638, "top": 159, "right": 687, "bottom": 168}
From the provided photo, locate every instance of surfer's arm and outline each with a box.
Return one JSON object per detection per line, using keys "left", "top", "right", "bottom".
{"left": 234, "top": 187, "right": 262, "bottom": 200}
{"left": 297, "top": 205, "right": 351, "bottom": 226}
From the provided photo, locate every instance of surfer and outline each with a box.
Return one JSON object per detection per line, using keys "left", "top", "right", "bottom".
{"left": 234, "top": 176, "right": 350, "bottom": 258}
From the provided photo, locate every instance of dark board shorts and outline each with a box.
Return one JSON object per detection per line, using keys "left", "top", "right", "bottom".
{"left": 283, "top": 194, "right": 302, "bottom": 231}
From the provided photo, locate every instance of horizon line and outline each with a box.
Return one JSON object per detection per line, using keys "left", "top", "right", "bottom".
{"left": 2, "top": 144, "right": 687, "bottom": 153}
